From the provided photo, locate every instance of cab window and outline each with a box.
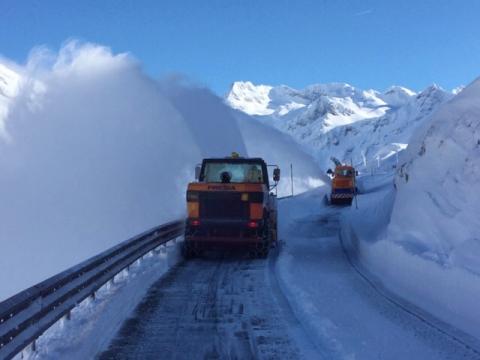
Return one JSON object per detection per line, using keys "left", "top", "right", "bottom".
{"left": 336, "top": 169, "right": 353, "bottom": 177}
{"left": 203, "top": 162, "right": 264, "bottom": 183}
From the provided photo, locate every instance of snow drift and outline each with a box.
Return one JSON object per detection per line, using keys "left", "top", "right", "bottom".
{"left": 0, "top": 42, "right": 322, "bottom": 300}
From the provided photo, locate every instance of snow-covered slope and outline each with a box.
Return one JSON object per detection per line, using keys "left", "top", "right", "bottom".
{"left": 226, "top": 81, "right": 452, "bottom": 171}
{"left": 226, "top": 81, "right": 275, "bottom": 116}
{"left": 392, "top": 77, "right": 480, "bottom": 274}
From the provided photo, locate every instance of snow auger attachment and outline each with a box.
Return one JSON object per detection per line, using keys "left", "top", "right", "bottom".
{"left": 183, "top": 153, "right": 279, "bottom": 258}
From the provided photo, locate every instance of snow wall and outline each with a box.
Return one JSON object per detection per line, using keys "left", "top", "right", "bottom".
{"left": 343, "top": 78, "right": 480, "bottom": 341}
{"left": 0, "top": 42, "right": 323, "bottom": 300}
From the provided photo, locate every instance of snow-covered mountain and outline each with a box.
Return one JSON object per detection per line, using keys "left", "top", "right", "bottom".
{"left": 226, "top": 81, "right": 453, "bottom": 171}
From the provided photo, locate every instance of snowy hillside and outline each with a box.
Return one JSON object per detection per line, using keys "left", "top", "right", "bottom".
{"left": 226, "top": 81, "right": 452, "bottom": 171}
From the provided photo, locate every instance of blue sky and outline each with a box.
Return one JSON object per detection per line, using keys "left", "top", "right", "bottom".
{"left": 1, "top": 0, "right": 479, "bottom": 94}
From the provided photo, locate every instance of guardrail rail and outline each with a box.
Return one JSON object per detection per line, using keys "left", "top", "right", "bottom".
{"left": 0, "top": 219, "right": 184, "bottom": 360}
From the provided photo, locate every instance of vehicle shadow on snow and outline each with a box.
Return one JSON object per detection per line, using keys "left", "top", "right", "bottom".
{"left": 288, "top": 212, "right": 341, "bottom": 239}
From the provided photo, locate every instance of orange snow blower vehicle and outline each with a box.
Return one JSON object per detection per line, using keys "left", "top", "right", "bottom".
{"left": 328, "top": 157, "right": 357, "bottom": 206}
{"left": 183, "top": 153, "right": 280, "bottom": 258}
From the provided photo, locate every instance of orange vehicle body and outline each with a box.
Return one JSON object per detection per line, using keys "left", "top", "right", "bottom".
{"left": 330, "top": 165, "right": 356, "bottom": 205}
{"left": 183, "top": 156, "right": 278, "bottom": 258}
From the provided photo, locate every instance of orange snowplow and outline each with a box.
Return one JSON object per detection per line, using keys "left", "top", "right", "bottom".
{"left": 183, "top": 153, "right": 280, "bottom": 258}
{"left": 328, "top": 163, "right": 357, "bottom": 206}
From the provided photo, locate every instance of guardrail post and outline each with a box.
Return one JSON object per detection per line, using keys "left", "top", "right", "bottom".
{"left": 65, "top": 310, "right": 71, "bottom": 321}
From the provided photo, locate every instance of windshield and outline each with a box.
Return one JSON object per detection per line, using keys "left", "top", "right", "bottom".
{"left": 203, "top": 162, "right": 264, "bottom": 183}
{"left": 336, "top": 169, "right": 354, "bottom": 177}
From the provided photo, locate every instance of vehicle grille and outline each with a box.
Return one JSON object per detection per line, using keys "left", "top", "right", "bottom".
{"left": 199, "top": 192, "right": 249, "bottom": 219}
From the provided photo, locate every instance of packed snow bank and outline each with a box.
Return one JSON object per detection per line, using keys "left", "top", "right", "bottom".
{"left": 0, "top": 42, "right": 321, "bottom": 301}
{"left": 391, "top": 77, "right": 480, "bottom": 272}
{"left": 341, "top": 78, "right": 480, "bottom": 341}
{"left": 386, "top": 77, "right": 480, "bottom": 338}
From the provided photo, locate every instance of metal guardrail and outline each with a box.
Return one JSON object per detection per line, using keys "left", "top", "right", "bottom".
{"left": 0, "top": 219, "right": 184, "bottom": 360}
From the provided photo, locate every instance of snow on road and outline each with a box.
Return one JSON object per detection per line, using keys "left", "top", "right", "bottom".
{"left": 276, "top": 186, "right": 480, "bottom": 359}
{"left": 97, "top": 255, "right": 314, "bottom": 359}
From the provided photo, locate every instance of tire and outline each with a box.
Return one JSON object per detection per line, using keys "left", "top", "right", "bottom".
{"left": 258, "top": 221, "right": 272, "bottom": 258}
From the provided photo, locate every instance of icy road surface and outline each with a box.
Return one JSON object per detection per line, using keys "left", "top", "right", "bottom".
{"left": 97, "top": 188, "right": 480, "bottom": 360}
{"left": 98, "top": 255, "right": 315, "bottom": 359}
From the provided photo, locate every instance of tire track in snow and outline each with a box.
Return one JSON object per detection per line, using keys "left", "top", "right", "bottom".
{"left": 98, "top": 254, "right": 303, "bottom": 359}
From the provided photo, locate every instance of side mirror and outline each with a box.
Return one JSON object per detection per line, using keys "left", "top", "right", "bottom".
{"left": 327, "top": 169, "right": 333, "bottom": 175}
{"left": 355, "top": 170, "right": 359, "bottom": 176}
{"left": 273, "top": 168, "right": 280, "bottom": 182}
{"left": 195, "top": 165, "right": 201, "bottom": 180}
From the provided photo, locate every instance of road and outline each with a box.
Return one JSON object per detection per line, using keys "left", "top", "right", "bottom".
{"left": 98, "top": 253, "right": 314, "bottom": 360}
{"left": 98, "top": 190, "right": 480, "bottom": 359}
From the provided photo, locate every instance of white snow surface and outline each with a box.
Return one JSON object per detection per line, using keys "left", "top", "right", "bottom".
{"left": 336, "top": 76, "right": 480, "bottom": 340}
{"left": 226, "top": 81, "right": 452, "bottom": 171}
{"left": 0, "top": 42, "right": 322, "bottom": 301}
{"left": 272, "top": 76, "right": 480, "bottom": 348}
{"left": 383, "top": 77, "right": 480, "bottom": 338}
{"left": 274, "top": 183, "right": 480, "bottom": 358}
{"left": 226, "top": 81, "right": 275, "bottom": 116}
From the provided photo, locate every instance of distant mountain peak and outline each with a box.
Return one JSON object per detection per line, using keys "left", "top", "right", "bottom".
{"left": 226, "top": 81, "right": 274, "bottom": 116}
{"left": 225, "top": 80, "right": 452, "bottom": 171}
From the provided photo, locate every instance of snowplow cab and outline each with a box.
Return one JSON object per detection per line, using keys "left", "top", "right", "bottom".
{"left": 330, "top": 165, "right": 356, "bottom": 205}
{"left": 183, "top": 153, "right": 279, "bottom": 258}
